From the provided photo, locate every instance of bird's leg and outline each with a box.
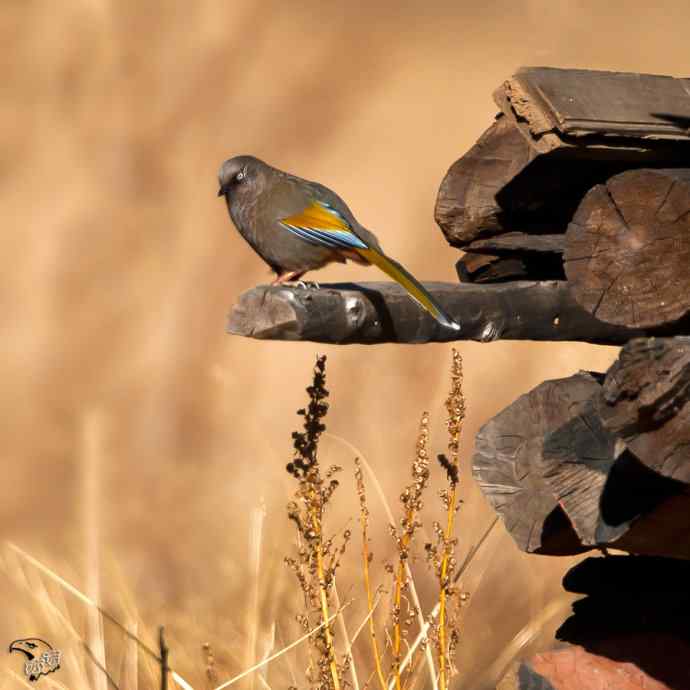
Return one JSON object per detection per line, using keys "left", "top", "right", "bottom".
{"left": 272, "top": 270, "right": 304, "bottom": 285}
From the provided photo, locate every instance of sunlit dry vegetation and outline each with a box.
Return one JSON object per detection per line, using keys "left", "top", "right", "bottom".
{"left": 4, "top": 0, "right": 676, "bottom": 688}
{"left": 2, "top": 351, "right": 477, "bottom": 690}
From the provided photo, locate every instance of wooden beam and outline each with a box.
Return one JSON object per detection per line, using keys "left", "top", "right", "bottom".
{"left": 496, "top": 67, "right": 690, "bottom": 146}
{"left": 227, "top": 281, "right": 650, "bottom": 345}
{"left": 564, "top": 169, "right": 690, "bottom": 329}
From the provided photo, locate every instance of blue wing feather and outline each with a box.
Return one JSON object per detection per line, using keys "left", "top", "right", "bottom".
{"left": 280, "top": 202, "right": 368, "bottom": 250}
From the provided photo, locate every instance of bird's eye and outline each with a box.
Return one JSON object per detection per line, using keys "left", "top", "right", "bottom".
{"left": 26, "top": 643, "right": 37, "bottom": 649}
{"left": 236, "top": 170, "right": 245, "bottom": 182}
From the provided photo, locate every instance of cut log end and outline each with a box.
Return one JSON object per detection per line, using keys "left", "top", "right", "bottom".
{"left": 564, "top": 168, "right": 690, "bottom": 329}
{"left": 472, "top": 372, "right": 603, "bottom": 555}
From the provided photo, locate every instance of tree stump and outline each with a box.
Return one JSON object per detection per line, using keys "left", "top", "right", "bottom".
{"left": 564, "top": 169, "right": 690, "bottom": 329}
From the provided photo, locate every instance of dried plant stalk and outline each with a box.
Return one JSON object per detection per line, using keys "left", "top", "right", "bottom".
{"left": 390, "top": 412, "right": 431, "bottom": 690}
{"left": 355, "top": 458, "right": 387, "bottom": 690}
{"left": 285, "top": 355, "right": 344, "bottom": 690}
{"left": 435, "top": 350, "right": 465, "bottom": 690}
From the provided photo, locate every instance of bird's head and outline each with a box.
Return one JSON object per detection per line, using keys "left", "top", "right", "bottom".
{"left": 217, "top": 155, "right": 269, "bottom": 200}
{"left": 9, "top": 638, "right": 51, "bottom": 660}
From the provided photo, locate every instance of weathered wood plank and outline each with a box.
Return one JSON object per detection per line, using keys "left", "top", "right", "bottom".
{"left": 436, "top": 68, "right": 690, "bottom": 248}
{"left": 465, "top": 233, "right": 565, "bottom": 255}
{"left": 564, "top": 169, "right": 690, "bottom": 329}
{"left": 227, "top": 281, "right": 650, "bottom": 345}
{"left": 599, "top": 337, "right": 690, "bottom": 484}
{"left": 498, "top": 66, "right": 690, "bottom": 143}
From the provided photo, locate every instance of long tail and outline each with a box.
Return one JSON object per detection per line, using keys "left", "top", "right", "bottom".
{"left": 355, "top": 248, "right": 461, "bottom": 331}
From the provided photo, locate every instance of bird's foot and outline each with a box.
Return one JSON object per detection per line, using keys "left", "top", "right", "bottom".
{"left": 284, "top": 280, "right": 320, "bottom": 290}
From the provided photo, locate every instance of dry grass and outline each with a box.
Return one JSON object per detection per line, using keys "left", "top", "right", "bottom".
{"left": 2, "top": 350, "right": 562, "bottom": 690}
{"left": 5, "top": 0, "right": 680, "bottom": 687}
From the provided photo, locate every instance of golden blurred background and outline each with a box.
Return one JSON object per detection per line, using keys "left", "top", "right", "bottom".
{"left": 2, "top": 1, "right": 689, "bottom": 687}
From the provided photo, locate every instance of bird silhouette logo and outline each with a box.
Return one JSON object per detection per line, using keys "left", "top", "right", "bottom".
{"left": 9, "top": 638, "right": 61, "bottom": 682}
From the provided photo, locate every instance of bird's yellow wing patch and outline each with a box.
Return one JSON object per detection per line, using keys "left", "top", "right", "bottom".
{"left": 280, "top": 200, "right": 368, "bottom": 250}
{"left": 281, "top": 200, "right": 351, "bottom": 232}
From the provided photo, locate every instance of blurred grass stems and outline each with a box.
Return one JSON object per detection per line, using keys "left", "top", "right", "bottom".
{"left": 82, "top": 410, "right": 108, "bottom": 690}
{"left": 246, "top": 500, "right": 267, "bottom": 690}
{"left": 354, "top": 458, "right": 387, "bottom": 690}
{"left": 212, "top": 601, "right": 352, "bottom": 690}
{"left": 333, "top": 583, "right": 360, "bottom": 690}
{"left": 324, "top": 433, "right": 437, "bottom": 690}
{"left": 4, "top": 545, "right": 141, "bottom": 689}
{"left": 4, "top": 543, "right": 194, "bottom": 690}
{"left": 478, "top": 598, "right": 573, "bottom": 688}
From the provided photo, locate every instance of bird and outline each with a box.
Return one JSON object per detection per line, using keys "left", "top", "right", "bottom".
{"left": 217, "top": 155, "right": 460, "bottom": 330}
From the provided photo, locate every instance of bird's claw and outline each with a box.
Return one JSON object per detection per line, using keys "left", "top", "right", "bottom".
{"left": 285, "top": 280, "right": 320, "bottom": 290}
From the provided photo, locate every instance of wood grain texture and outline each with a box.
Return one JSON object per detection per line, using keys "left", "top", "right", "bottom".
{"left": 503, "top": 66, "right": 690, "bottom": 141}
{"left": 437, "top": 68, "right": 690, "bottom": 250}
{"left": 600, "top": 337, "right": 690, "bottom": 484}
{"left": 472, "top": 372, "right": 601, "bottom": 554}
{"left": 472, "top": 339, "right": 690, "bottom": 559}
{"left": 564, "top": 168, "right": 690, "bottom": 329}
{"left": 434, "top": 115, "right": 535, "bottom": 246}
{"left": 541, "top": 397, "right": 628, "bottom": 546}
{"left": 227, "top": 281, "right": 650, "bottom": 345}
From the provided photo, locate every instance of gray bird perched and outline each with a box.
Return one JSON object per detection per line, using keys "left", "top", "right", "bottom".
{"left": 217, "top": 155, "right": 460, "bottom": 330}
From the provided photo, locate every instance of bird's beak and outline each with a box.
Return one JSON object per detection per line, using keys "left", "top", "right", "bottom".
{"left": 217, "top": 184, "right": 226, "bottom": 197}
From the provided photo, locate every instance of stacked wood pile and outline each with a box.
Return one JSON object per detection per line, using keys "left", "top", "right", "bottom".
{"left": 473, "top": 336, "right": 690, "bottom": 559}
{"left": 229, "top": 66, "right": 690, "bottom": 689}
{"left": 436, "top": 67, "right": 690, "bottom": 331}
{"left": 452, "top": 67, "right": 690, "bottom": 690}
